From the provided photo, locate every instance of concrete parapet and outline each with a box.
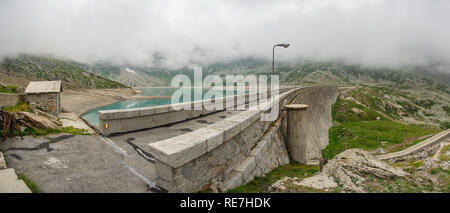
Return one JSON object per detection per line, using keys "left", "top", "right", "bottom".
{"left": 99, "top": 91, "right": 271, "bottom": 135}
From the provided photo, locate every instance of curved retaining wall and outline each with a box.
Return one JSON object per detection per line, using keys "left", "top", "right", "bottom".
{"left": 147, "top": 88, "right": 301, "bottom": 192}
{"left": 147, "top": 86, "right": 339, "bottom": 192}
{"left": 290, "top": 86, "right": 340, "bottom": 162}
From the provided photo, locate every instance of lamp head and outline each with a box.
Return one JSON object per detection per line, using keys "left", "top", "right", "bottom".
{"left": 275, "top": 43, "right": 290, "bottom": 48}
{"left": 280, "top": 43, "right": 290, "bottom": 48}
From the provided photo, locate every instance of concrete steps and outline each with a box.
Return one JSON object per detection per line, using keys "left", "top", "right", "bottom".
{"left": 0, "top": 168, "right": 32, "bottom": 193}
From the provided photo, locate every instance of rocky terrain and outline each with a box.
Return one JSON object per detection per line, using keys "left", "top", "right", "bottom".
{"left": 270, "top": 149, "right": 407, "bottom": 193}
{"left": 270, "top": 139, "right": 450, "bottom": 193}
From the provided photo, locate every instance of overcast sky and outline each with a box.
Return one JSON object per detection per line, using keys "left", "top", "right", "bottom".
{"left": 1, "top": 0, "right": 449, "bottom": 70}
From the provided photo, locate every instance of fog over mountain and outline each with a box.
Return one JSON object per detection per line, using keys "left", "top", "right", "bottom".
{"left": 1, "top": 0, "right": 450, "bottom": 71}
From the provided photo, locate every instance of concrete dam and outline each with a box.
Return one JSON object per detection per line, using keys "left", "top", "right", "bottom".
{"left": 98, "top": 86, "right": 340, "bottom": 192}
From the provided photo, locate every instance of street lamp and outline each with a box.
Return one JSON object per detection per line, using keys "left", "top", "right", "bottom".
{"left": 272, "top": 43, "right": 290, "bottom": 74}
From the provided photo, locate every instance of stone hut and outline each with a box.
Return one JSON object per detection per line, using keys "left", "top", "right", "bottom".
{"left": 25, "top": 81, "right": 62, "bottom": 115}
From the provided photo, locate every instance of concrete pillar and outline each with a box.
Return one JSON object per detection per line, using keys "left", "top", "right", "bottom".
{"left": 285, "top": 104, "right": 308, "bottom": 164}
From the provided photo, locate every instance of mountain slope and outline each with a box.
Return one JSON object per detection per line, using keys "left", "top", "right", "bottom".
{"left": 88, "top": 57, "right": 450, "bottom": 92}
{"left": 87, "top": 63, "right": 173, "bottom": 87}
{"left": 0, "top": 54, "right": 128, "bottom": 90}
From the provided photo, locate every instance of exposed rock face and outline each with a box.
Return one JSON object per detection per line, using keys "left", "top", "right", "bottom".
{"left": 389, "top": 140, "right": 443, "bottom": 163}
{"left": 32, "top": 109, "right": 62, "bottom": 126}
{"left": 418, "top": 141, "right": 450, "bottom": 170}
{"left": 15, "top": 111, "right": 59, "bottom": 129}
{"left": 270, "top": 149, "right": 407, "bottom": 193}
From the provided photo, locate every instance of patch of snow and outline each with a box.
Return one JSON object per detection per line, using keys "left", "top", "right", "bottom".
{"left": 124, "top": 67, "right": 137, "bottom": 75}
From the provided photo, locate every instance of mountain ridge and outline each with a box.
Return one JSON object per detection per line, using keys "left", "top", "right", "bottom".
{"left": 0, "top": 54, "right": 129, "bottom": 91}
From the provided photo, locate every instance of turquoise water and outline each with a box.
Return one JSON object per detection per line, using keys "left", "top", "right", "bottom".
{"left": 82, "top": 87, "right": 247, "bottom": 127}
{"left": 82, "top": 99, "right": 171, "bottom": 127}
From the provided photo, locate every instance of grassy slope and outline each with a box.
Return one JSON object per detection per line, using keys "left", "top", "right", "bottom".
{"left": 226, "top": 163, "right": 319, "bottom": 193}
{"left": 323, "top": 91, "right": 440, "bottom": 159}
{"left": 1, "top": 54, "right": 128, "bottom": 89}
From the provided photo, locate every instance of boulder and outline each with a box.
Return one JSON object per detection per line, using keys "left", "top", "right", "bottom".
{"left": 270, "top": 149, "right": 407, "bottom": 193}
{"left": 15, "top": 111, "right": 59, "bottom": 129}
{"left": 32, "top": 109, "right": 62, "bottom": 126}
{"left": 351, "top": 108, "right": 363, "bottom": 114}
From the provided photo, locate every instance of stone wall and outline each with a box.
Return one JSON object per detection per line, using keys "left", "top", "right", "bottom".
{"left": 0, "top": 93, "right": 25, "bottom": 107}
{"left": 26, "top": 92, "right": 60, "bottom": 115}
{"left": 148, "top": 88, "right": 302, "bottom": 192}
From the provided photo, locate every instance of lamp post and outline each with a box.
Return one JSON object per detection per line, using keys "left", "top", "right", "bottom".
{"left": 272, "top": 43, "right": 290, "bottom": 75}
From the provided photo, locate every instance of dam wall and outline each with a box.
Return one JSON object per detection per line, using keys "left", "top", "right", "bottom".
{"left": 147, "top": 88, "right": 301, "bottom": 192}
{"left": 147, "top": 86, "right": 339, "bottom": 192}
{"left": 148, "top": 86, "right": 339, "bottom": 192}
{"left": 291, "top": 86, "right": 340, "bottom": 162}
{"left": 98, "top": 86, "right": 339, "bottom": 192}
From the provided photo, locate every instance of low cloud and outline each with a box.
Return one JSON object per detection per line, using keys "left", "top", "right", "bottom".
{"left": 1, "top": 0, "right": 449, "bottom": 71}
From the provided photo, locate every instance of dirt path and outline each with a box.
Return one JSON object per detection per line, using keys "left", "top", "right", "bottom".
{"left": 377, "top": 129, "right": 450, "bottom": 160}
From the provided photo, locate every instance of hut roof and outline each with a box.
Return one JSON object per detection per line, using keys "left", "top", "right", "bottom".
{"left": 25, "top": 81, "right": 62, "bottom": 94}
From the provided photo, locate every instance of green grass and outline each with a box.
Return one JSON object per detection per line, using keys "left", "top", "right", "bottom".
{"left": 226, "top": 162, "right": 319, "bottom": 193}
{"left": 17, "top": 173, "right": 42, "bottom": 193}
{"left": 396, "top": 101, "right": 419, "bottom": 114}
{"left": 332, "top": 98, "right": 386, "bottom": 123}
{"left": 443, "top": 106, "right": 450, "bottom": 116}
{"left": 365, "top": 174, "right": 443, "bottom": 193}
{"left": 1, "top": 126, "right": 90, "bottom": 138}
{"left": 22, "top": 127, "right": 90, "bottom": 137}
{"left": 323, "top": 120, "right": 439, "bottom": 159}
{"left": 324, "top": 92, "right": 440, "bottom": 159}
{"left": 385, "top": 136, "right": 432, "bottom": 153}
{"left": 412, "top": 99, "right": 436, "bottom": 109}
{"left": 438, "top": 121, "right": 450, "bottom": 130}
{"left": 348, "top": 89, "right": 383, "bottom": 112}
{"left": 440, "top": 145, "right": 450, "bottom": 161}
{"left": 2, "top": 102, "right": 32, "bottom": 112}
{"left": 0, "top": 85, "right": 17, "bottom": 93}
